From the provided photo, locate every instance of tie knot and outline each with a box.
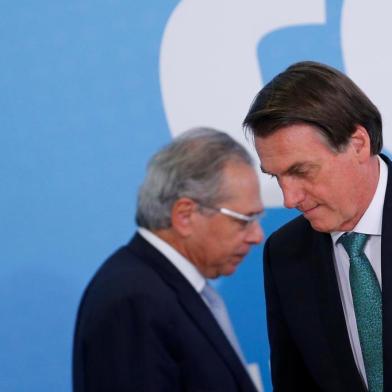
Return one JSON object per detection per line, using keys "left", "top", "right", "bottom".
{"left": 339, "top": 232, "right": 369, "bottom": 258}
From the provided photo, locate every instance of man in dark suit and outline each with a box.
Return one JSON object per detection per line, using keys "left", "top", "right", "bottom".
{"left": 243, "top": 61, "right": 389, "bottom": 391}
{"left": 73, "top": 127, "right": 264, "bottom": 391}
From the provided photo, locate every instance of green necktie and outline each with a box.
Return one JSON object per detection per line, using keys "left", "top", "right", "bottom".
{"left": 339, "top": 232, "right": 383, "bottom": 392}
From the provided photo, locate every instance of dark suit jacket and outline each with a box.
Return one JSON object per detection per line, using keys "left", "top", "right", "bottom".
{"left": 263, "top": 154, "right": 392, "bottom": 391}
{"left": 73, "top": 233, "right": 257, "bottom": 392}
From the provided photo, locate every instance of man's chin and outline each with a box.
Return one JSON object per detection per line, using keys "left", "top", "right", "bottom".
{"left": 306, "top": 217, "right": 334, "bottom": 233}
{"left": 220, "top": 265, "right": 238, "bottom": 277}
{"left": 208, "top": 259, "right": 243, "bottom": 278}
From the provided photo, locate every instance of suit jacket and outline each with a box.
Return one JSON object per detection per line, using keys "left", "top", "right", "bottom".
{"left": 263, "top": 154, "right": 392, "bottom": 391}
{"left": 73, "top": 233, "right": 257, "bottom": 392}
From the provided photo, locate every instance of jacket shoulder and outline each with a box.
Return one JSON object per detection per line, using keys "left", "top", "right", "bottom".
{"left": 78, "top": 239, "right": 178, "bottom": 317}
{"left": 269, "top": 215, "right": 313, "bottom": 245}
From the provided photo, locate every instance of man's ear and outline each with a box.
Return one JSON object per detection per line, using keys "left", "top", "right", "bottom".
{"left": 350, "top": 125, "right": 371, "bottom": 162}
{"left": 171, "top": 197, "right": 198, "bottom": 237}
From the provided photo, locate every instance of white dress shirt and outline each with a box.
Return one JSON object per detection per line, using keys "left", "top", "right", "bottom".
{"left": 138, "top": 228, "right": 262, "bottom": 390}
{"left": 138, "top": 227, "right": 206, "bottom": 294}
{"left": 330, "top": 156, "right": 388, "bottom": 387}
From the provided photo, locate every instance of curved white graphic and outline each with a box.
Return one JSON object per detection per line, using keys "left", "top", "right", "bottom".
{"left": 342, "top": 0, "right": 392, "bottom": 152}
{"left": 160, "top": 0, "right": 325, "bottom": 207}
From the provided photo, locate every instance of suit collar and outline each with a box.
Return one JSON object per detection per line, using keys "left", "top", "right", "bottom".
{"left": 137, "top": 227, "right": 205, "bottom": 293}
{"left": 380, "top": 153, "right": 392, "bottom": 391}
{"left": 127, "top": 233, "right": 257, "bottom": 391}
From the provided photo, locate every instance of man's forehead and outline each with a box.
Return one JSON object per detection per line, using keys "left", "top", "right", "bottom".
{"left": 254, "top": 123, "right": 328, "bottom": 145}
{"left": 255, "top": 127, "right": 332, "bottom": 171}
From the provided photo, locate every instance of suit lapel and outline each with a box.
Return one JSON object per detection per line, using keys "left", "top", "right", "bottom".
{"left": 380, "top": 154, "right": 392, "bottom": 391}
{"left": 313, "top": 154, "right": 392, "bottom": 391}
{"left": 311, "top": 231, "right": 366, "bottom": 391}
{"left": 175, "top": 281, "right": 254, "bottom": 386}
{"left": 127, "top": 233, "right": 256, "bottom": 390}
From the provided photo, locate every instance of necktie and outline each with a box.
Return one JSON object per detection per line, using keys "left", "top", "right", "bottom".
{"left": 201, "top": 282, "right": 245, "bottom": 363}
{"left": 339, "top": 232, "right": 383, "bottom": 392}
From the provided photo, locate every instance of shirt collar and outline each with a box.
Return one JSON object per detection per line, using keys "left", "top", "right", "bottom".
{"left": 138, "top": 227, "right": 206, "bottom": 293}
{"left": 331, "top": 155, "right": 388, "bottom": 244}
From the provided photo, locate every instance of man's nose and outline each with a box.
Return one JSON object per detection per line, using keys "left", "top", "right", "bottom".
{"left": 280, "top": 178, "right": 305, "bottom": 209}
{"left": 246, "top": 219, "right": 264, "bottom": 244}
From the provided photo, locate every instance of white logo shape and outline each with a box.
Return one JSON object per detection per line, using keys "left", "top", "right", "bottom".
{"left": 160, "top": 0, "right": 325, "bottom": 207}
{"left": 342, "top": 0, "right": 392, "bottom": 153}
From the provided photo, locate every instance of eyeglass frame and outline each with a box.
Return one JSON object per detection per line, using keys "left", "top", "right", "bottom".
{"left": 197, "top": 203, "right": 264, "bottom": 226}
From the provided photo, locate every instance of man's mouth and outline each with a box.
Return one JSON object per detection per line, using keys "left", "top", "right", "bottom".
{"left": 301, "top": 205, "right": 320, "bottom": 216}
{"left": 234, "top": 252, "right": 248, "bottom": 261}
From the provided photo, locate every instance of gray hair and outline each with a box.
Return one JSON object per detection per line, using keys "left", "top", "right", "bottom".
{"left": 136, "top": 127, "right": 254, "bottom": 230}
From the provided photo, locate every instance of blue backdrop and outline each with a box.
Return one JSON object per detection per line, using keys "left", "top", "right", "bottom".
{"left": 2, "top": 1, "right": 390, "bottom": 390}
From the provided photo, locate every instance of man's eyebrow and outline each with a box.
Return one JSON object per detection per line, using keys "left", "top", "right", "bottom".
{"left": 245, "top": 208, "right": 265, "bottom": 219}
{"left": 285, "top": 163, "right": 307, "bottom": 175}
{"left": 259, "top": 164, "right": 272, "bottom": 175}
{"left": 259, "top": 162, "right": 315, "bottom": 177}
{"left": 258, "top": 163, "right": 296, "bottom": 176}
{"left": 285, "top": 162, "right": 320, "bottom": 175}
{"left": 251, "top": 207, "right": 265, "bottom": 214}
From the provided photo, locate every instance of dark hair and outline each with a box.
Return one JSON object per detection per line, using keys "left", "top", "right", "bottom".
{"left": 243, "top": 61, "right": 382, "bottom": 154}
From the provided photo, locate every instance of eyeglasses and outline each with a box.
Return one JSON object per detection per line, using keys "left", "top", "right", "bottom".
{"left": 198, "top": 204, "right": 264, "bottom": 225}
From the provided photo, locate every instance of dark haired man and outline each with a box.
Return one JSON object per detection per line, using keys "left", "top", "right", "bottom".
{"left": 244, "top": 61, "right": 389, "bottom": 392}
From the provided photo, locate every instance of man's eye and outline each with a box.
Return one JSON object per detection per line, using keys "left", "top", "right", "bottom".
{"left": 237, "top": 220, "right": 249, "bottom": 230}
{"left": 293, "top": 170, "right": 308, "bottom": 178}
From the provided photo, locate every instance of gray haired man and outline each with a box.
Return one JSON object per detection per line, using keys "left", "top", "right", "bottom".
{"left": 73, "top": 127, "right": 264, "bottom": 391}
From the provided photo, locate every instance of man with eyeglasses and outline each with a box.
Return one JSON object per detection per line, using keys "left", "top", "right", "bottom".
{"left": 73, "top": 127, "right": 264, "bottom": 391}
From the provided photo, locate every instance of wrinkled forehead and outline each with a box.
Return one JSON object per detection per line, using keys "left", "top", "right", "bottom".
{"left": 254, "top": 121, "right": 342, "bottom": 155}
{"left": 254, "top": 124, "right": 338, "bottom": 173}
